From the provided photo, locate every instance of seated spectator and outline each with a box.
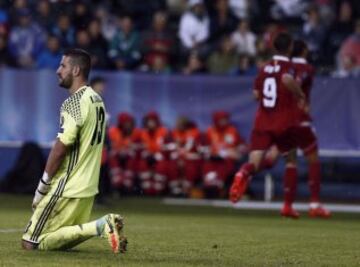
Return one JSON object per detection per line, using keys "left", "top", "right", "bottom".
{"left": 149, "top": 55, "right": 172, "bottom": 74}
{"left": 8, "top": 8, "right": 46, "bottom": 68}
{"left": 90, "top": 76, "right": 106, "bottom": 95}
{"left": 75, "top": 29, "right": 91, "bottom": 53}
{"left": 338, "top": 19, "right": 360, "bottom": 72}
{"left": 332, "top": 55, "right": 360, "bottom": 78}
{"left": 208, "top": 0, "right": 238, "bottom": 43}
{"left": 230, "top": 54, "right": 257, "bottom": 76}
{"left": 36, "top": 35, "right": 62, "bottom": 69}
{"left": 90, "top": 76, "right": 107, "bottom": 96}
{"left": 93, "top": 6, "right": 118, "bottom": 42}
{"left": 202, "top": 111, "right": 247, "bottom": 198}
{"left": 231, "top": 20, "right": 256, "bottom": 57}
{"left": 301, "top": 5, "right": 327, "bottom": 64}
{"left": 72, "top": 1, "right": 91, "bottom": 30}
{"left": 270, "top": 0, "right": 308, "bottom": 22}
{"left": 178, "top": 0, "right": 210, "bottom": 55}
{"left": 182, "top": 51, "right": 207, "bottom": 75}
{"left": 0, "top": 34, "right": 16, "bottom": 67}
{"left": 87, "top": 19, "right": 109, "bottom": 69}
{"left": 315, "top": 0, "right": 335, "bottom": 26}
{"left": 262, "top": 22, "right": 286, "bottom": 51}
{"left": 326, "top": 1, "right": 355, "bottom": 65}
{"left": 8, "top": 0, "right": 28, "bottom": 25}
{"left": 108, "top": 15, "right": 141, "bottom": 70}
{"left": 52, "top": 0, "right": 73, "bottom": 18}
{"left": 141, "top": 11, "right": 175, "bottom": 72}
{"left": 171, "top": 116, "right": 202, "bottom": 196}
{"left": 75, "top": 28, "right": 106, "bottom": 70}
{"left": 51, "top": 14, "right": 75, "bottom": 48}
{"left": 113, "top": 0, "right": 167, "bottom": 30}
{"left": 34, "top": 0, "right": 55, "bottom": 32}
{"left": 255, "top": 53, "right": 271, "bottom": 70}
{"left": 207, "top": 35, "right": 238, "bottom": 75}
{"left": 167, "top": 0, "right": 187, "bottom": 17}
{"left": 255, "top": 36, "right": 272, "bottom": 60}
{"left": 252, "top": 0, "right": 272, "bottom": 24}
{"left": 108, "top": 112, "right": 141, "bottom": 194}
{"left": 0, "top": 8, "right": 9, "bottom": 35}
{"left": 137, "top": 112, "right": 174, "bottom": 195}
{"left": 228, "top": 0, "right": 254, "bottom": 20}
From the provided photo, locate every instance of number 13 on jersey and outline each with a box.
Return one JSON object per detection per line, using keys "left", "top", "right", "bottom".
{"left": 91, "top": 106, "right": 105, "bottom": 146}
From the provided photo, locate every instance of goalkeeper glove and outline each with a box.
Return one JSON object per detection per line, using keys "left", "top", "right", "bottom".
{"left": 32, "top": 172, "right": 51, "bottom": 211}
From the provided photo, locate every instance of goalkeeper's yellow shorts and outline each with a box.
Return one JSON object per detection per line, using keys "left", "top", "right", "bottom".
{"left": 22, "top": 193, "right": 94, "bottom": 245}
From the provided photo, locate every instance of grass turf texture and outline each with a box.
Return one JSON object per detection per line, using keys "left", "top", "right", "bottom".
{"left": 0, "top": 194, "right": 359, "bottom": 267}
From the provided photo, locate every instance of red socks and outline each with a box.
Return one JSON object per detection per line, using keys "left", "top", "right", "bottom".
{"left": 240, "top": 163, "right": 255, "bottom": 178}
{"left": 283, "top": 166, "right": 297, "bottom": 207}
{"left": 309, "top": 162, "right": 321, "bottom": 203}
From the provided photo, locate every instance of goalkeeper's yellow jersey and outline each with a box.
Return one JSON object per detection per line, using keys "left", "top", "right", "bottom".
{"left": 49, "top": 85, "right": 106, "bottom": 198}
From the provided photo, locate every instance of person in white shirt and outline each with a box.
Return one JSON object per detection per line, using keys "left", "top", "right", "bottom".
{"left": 231, "top": 20, "right": 256, "bottom": 56}
{"left": 178, "top": 0, "right": 209, "bottom": 51}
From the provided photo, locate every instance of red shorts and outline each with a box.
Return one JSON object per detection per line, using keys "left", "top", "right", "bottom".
{"left": 250, "top": 128, "right": 297, "bottom": 154}
{"left": 250, "top": 124, "right": 318, "bottom": 155}
{"left": 292, "top": 123, "right": 318, "bottom": 156}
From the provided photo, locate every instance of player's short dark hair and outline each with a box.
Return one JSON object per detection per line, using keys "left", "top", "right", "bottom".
{"left": 273, "top": 32, "right": 293, "bottom": 54}
{"left": 292, "top": 39, "right": 307, "bottom": 57}
{"left": 90, "top": 76, "right": 105, "bottom": 87}
{"left": 64, "top": 48, "right": 91, "bottom": 80}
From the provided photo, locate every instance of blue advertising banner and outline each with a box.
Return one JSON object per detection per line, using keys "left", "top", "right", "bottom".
{"left": 0, "top": 68, "right": 359, "bottom": 152}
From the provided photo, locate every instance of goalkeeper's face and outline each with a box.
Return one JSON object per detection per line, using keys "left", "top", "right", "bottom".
{"left": 57, "top": 56, "right": 74, "bottom": 89}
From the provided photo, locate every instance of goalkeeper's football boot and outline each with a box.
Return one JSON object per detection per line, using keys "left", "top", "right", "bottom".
{"left": 308, "top": 204, "right": 331, "bottom": 218}
{"left": 281, "top": 205, "right": 300, "bottom": 219}
{"left": 102, "top": 214, "right": 128, "bottom": 253}
{"left": 229, "top": 171, "right": 249, "bottom": 203}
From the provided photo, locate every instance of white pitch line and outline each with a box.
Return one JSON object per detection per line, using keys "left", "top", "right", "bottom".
{"left": 0, "top": 228, "right": 23, "bottom": 233}
{"left": 163, "top": 198, "right": 360, "bottom": 213}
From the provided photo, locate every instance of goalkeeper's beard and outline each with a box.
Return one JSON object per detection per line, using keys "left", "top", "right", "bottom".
{"left": 59, "top": 73, "right": 74, "bottom": 89}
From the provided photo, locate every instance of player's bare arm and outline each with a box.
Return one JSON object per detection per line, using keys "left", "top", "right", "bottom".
{"left": 282, "top": 73, "right": 305, "bottom": 100}
{"left": 253, "top": 90, "right": 260, "bottom": 100}
{"left": 44, "top": 138, "right": 67, "bottom": 178}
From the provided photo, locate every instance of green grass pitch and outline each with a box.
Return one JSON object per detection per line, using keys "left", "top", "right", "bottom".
{"left": 0, "top": 194, "right": 359, "bottom": 267}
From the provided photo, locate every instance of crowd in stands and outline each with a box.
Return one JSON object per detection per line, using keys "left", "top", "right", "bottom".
{"left": 101, "top": 109, "right": 247, "bottom": 198}
{"left": 0, "top": 0, "right": 360, "bottom": 76}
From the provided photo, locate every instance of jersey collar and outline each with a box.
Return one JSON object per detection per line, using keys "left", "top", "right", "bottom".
{"left": 292, "top": 57, "right": 307, "bottom": 64}
{"left": 273, "top": 55, "right": 289, "bottom": 62}
{"left": 74, "top": 85, "right": 88, "bottom": 95}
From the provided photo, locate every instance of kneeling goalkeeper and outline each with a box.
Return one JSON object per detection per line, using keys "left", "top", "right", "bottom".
{"left": 22, "top": 48, "right": 127, "bottom": 253}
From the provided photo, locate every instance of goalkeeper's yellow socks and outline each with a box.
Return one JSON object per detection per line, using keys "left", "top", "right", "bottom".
{"left": 38, "top": 215, "right": 127, "bottom": 253}
{"left": 38, "top": 220, "right": 100, "bottom": 250}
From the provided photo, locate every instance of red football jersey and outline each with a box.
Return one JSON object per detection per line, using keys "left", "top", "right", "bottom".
{"left": 292, "top": 57, "right": 315, "bottom": 123}
{"left": 253, "top": 55, "right": 299, "bottom": 131}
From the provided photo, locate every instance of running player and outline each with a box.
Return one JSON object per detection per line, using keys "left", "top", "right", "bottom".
{"left": 229, "top": 33, "right": 304, "bottom": 203}
{"left": 22, "top": 49, "right": 127, "bottom": 253}
{"left": 260, "top": 40, "right": 331, "bottom": 218}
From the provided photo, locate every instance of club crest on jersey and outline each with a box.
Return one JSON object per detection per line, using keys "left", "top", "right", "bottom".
{"left": 59, "top": 116, "right": 65, "bottom": 133}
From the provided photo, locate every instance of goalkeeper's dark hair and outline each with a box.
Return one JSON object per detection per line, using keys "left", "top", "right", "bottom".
{"left": 64, "top": 48, "right": 91, "bottom": 80}
{"left": 291, "top": 39, "right": 307, "bottom": 58}
{"left": 273, "top": 32, "right": 293, "bottom": 54}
